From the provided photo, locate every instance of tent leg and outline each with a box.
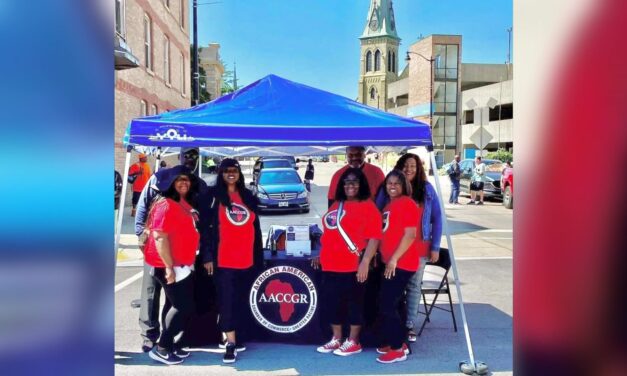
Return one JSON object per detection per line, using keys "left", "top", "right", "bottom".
{"left": 115, "top": 148, "right": 132, "bottom": 266}
{"left": 198, "top": 153, "right": 203, "bottom": 178}
{"left": 155, "top": 147, "right": 162, "bottom": 172}
{"left": 429, "top": 151, "right": 488, "bottom": 375}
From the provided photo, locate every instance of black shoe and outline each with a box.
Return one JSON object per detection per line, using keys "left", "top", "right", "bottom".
{"left": 173, "top": 348, "right": 190, "bottom": 358}
{"left": 219, "top": 339, "right": 246, "bottom": 352}
{"left": 223, "top": 342, "right": 237, "bottom": 364}
{"left": 142, "top": 339, "right": 155, "bottom": 353}
{"left": 477, "top": 201, "right": 484, "bottom": 205}
{"left": 149, "top": 347, "right": 183, "bottom": 365}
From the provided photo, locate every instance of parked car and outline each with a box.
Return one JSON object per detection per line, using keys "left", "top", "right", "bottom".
{"left": 501, "top": 167, "right": 513, "bottom": 209}
{"left": 250, "top": 168, "right": 310, "bottom": 213}
{"left": 459, "top": 158, "right": 504, "bottom": 200}
{"left": 252, "top": 158, "right": 293, "bottom": 183}
{"left": 272, "top": 156, "right": 299, "bottom": 170}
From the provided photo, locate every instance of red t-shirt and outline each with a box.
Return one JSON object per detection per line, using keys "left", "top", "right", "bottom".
{"left": 144, "top": 198, "right": 199, "bottom": 268}
{"left": 381, "top": 196, "right": 422, "bottom": 272}
{"left": 320, "top": 200, "right": 383, "bottom": 272}
{"left": 327, "top": 163, "right": 385, "bottom": 201}
{"left": 217, "top": 192, "right": 256, "bottom": 269}
{"left": 129, "top": 162, "right": 152, "bottom": 192}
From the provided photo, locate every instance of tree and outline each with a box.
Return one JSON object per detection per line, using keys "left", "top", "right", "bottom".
{"left": 486, "top": 148, "right": 513, "bottom": 163}
{"left": 221, "top": 60, "right": 238, "bottom": 95}
{"left": 190, "top": 46, "right": 212, "bottom": 104}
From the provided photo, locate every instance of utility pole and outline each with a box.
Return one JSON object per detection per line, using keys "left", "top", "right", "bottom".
{"left": 192, "top": 0, "right": 199, "bottom": 106}
{"left": 507, "top": 27, "right": 512, "bottom": 65}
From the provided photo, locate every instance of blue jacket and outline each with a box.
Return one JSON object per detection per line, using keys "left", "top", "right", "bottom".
{"left": 375, "top": 181, "right": 442, "bottom": 252}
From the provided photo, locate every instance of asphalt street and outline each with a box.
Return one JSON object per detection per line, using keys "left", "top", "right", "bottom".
{"left": 115, "top": 159, "right": 512, "bottom": 375}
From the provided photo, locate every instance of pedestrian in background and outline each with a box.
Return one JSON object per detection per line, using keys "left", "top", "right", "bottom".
{"left": 447, "top": 154, "right": 462, "bottom": 204}
{"left": 316, "top": 167, "right": 382, "bottom": 357}
{"left": 143, "top": 171, "right": 199, "bottom": 365}
{"left": 128, "top": 153, "right": 152, "bottom": 217}
{"left": 469, "top": 156, "right": 486, "bottom": 205}
{"left": 375, "top": 170, "right": 422, "bottom": 364}
{"left": 304, "top": 158, "right": 315, "bottom": 192}
{"left": 376, "top": 153, "right": 442, "bottom": 343}
{"left": 203, "top": 158, "right": 263, "bottom": 364}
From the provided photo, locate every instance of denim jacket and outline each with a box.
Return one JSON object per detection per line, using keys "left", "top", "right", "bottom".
{"left": 375, "top": 181, "right": 442, "bottom": 252}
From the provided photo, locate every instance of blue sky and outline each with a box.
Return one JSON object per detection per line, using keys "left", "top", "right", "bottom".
{"left": 194, "top": 0, "right": 512, "bottom": 98}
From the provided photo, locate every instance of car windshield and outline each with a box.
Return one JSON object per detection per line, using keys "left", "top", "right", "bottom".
{"left": 259, "top": 170, "right": 302, "bottom": 185}
{"left": 263, "top": 160, "right": 291, "bottom": 169}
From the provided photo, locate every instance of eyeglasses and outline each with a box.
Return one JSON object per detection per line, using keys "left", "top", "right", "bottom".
{"left": 343, "top": 179, "right": 360, "bottom": 186}
{"left": 183, "top": 152, "right": 198, "bottom": 160}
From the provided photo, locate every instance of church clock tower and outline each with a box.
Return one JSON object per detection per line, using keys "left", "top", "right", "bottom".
{"left": 357, "top": 0, "right": 400, "bottom": 110}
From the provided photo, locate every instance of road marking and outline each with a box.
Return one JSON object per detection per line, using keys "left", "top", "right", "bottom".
{"left": 452, "top": 237, "right": 512, "bottom": 240}
{"left": 115, "top": 271, "right": 143, "bottom": 293}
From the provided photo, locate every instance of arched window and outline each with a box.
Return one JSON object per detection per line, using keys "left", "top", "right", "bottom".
{"left": 370, "top": 87, "right": 377, "bottom": 100}
{"left": 365, "top": 51, "right": 372, "bottom": 72}
{"left": 374, "top": 50, "right": 381, "bottom": 71}
{"left": 387, "top": 50, "right": 391, "bottom": 71}
{"left": 392, "top": 52, "right": 396, "bottom": 73}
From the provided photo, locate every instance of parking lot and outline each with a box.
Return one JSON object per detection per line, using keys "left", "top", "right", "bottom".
{"left": 115, "top": 158, "right": 512, "bottom": 375}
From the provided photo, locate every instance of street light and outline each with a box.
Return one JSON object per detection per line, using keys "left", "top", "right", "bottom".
{"left": 406, "top": 51, "right": 438, "bottom": 165}
{"left": 192, "top": 1, "right": 223, "bottom": 106}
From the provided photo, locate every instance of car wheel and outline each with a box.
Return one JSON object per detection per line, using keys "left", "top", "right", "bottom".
{"left": 503, "top": 186, "right": 513, "bottom": 209}
{"left": 302, "top": 208, "right": 310, "bottom": 214}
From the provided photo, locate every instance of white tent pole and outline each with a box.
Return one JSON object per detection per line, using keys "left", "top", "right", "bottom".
{"left": 429, "top": 150, "right": 484, "bottom": 373}
{"left": 115, "top": 148, "right": 132, "bottom": 263}
{"left": 198, "top": 152, "right": 203, "bottom": 177}
{"left": 155, "top": 147, "right": 162, "bottom": 172}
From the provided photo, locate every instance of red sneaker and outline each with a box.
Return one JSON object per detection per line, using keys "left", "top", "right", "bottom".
{"left": 316, "top": 337, "right": 342, "bottom": 353}
{"left": 376, "top": 343, "right": 409, "bottom": 355}
{"left": 333, "top": 339, "right": 362, "bottom": 356}
{"left": 376, "top": 348, "right": 407, "bottom": 364}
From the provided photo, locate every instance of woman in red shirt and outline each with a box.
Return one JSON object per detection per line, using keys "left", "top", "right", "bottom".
{"left": 316, "top": 167, "right": 382, "bottom": 356}
{"left": 203, "top": 158, "right": 262, "bottom": 364}
{"left": 143, "top": 172, "right": 199, "bottom": 365}
{"left": 374, "top": 169, "right": 422, "bottom": 364}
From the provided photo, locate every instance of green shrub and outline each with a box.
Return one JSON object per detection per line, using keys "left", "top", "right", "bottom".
{"left": 486, "top": 149, "right": 513, "bottom": 163}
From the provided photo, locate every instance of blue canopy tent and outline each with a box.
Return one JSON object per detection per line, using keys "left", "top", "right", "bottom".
{"left": 117, "top": 74, "right": 485, "bottom": 373}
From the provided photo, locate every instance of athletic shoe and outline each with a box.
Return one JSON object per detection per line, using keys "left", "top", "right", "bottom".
{"left": 316, "top": 336, "right": 342, "bottom": 353}
{"left": 376, "top": 349, "right": 408, "bottom": 364}
{"left": 149, "top": 347, "right": 184, "bottom": 365}
{"left": 223, "top": 342, "right": 237, "bottom": 364}
{"left": 407, "top": 329, "right": 417, "bottom": 343}
{"left": 466, "top": 201, "right": 475, "bottom": 205}
{"left": 141, "top": 339, "right": 155, "bottom": 353}
{"left": 376, "top": 343, "right": 410, "bottom": 355}
{"left": 219, "top": 339, "right": 246, "bottom": 352}
{"left": 477, "top": 201, "right": 484, "bottom": 205}
{"left": 333, "top": 339, "right": 362, "bottom": 356}
{"left": 173, "top": 348, "right": 190, "bottom": 358}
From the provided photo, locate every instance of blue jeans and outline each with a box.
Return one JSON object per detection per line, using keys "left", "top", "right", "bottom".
{"left": 449, "top": 179, "right": 460, "bottom": 203}
{"left": 406, "top": 256, "right": 428, "bottom": 330}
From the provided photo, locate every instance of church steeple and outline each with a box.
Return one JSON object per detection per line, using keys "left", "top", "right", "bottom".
{"left": 360, "top": 0, "right": 399, "bottom": 40}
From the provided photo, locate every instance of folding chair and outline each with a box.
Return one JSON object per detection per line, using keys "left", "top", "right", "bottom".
{"left": 417, "top": 248, "right": 458, "bottom": 336}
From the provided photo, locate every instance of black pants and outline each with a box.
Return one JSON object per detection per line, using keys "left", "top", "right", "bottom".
{"left": 321, "top": 271, "right": 366, "bottom": 326}
{"left": 378, "top": 268, "right": 413, "bottom": 349}
{"left": 215, "top": 267, "right": 249, "bottom": 333}
{"left": 152, "top": 267, "right": 195, "bottom": 351}
{"left": 139, "top": 263, "right": 163, "bottom": 343}
{"left": 132, "top": 191, "right": 141, "bottom": 207}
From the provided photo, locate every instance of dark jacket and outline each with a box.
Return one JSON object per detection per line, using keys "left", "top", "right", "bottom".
{"left": 200, "top": 188, "right": 264, "bottom": 269}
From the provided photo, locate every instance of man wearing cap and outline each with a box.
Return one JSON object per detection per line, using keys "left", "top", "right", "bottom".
{"left": 134, "top": 148, "right": 212, "bottom": 353}
{"left": 128, "top": 153, "right": 152, "bottom": 217}
{"left": 327, "top": 146, "right": 385, "bottom": 208}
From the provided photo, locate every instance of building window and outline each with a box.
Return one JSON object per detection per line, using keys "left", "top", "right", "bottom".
{"left": 150, "top": 104, "right": 157, "bottom": 115}
{"left": 366, "top": 51, "right": 372, "bottom": 72}
{"left": 374, "top": 50, "right": 381, "bottom": 71}
{"left": 164, "top": 36, "right": 170, "bottom": 84}
{"left": 115, "top": 0, "right": 125, "bottom": 37}
{"left": 180, "top": 0, "right": 185, "bottom": 27}
{"left": 370, "top": 87, "right": 377, "bottom": 100}
{"left": 387, "top": 51, "right": 391, "bottom": 72}
{"left": 434, "top": 44, "right": 458, "bottom": 79}
{"left": 180, "top": 52, "right": 186, "bottom": 95}
{"left": 140, "top": 100, "right": 147, "bottom": 116}
{"left": 392, "top": 52, "right": 396, "bottom": 73}
{"left": 144, "top": 14, "right": 152, "bottom": 70}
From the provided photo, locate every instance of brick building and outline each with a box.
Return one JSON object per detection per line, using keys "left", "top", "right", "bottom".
{"left": 114, "top": 0, "right": 191, "bottom": 176}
